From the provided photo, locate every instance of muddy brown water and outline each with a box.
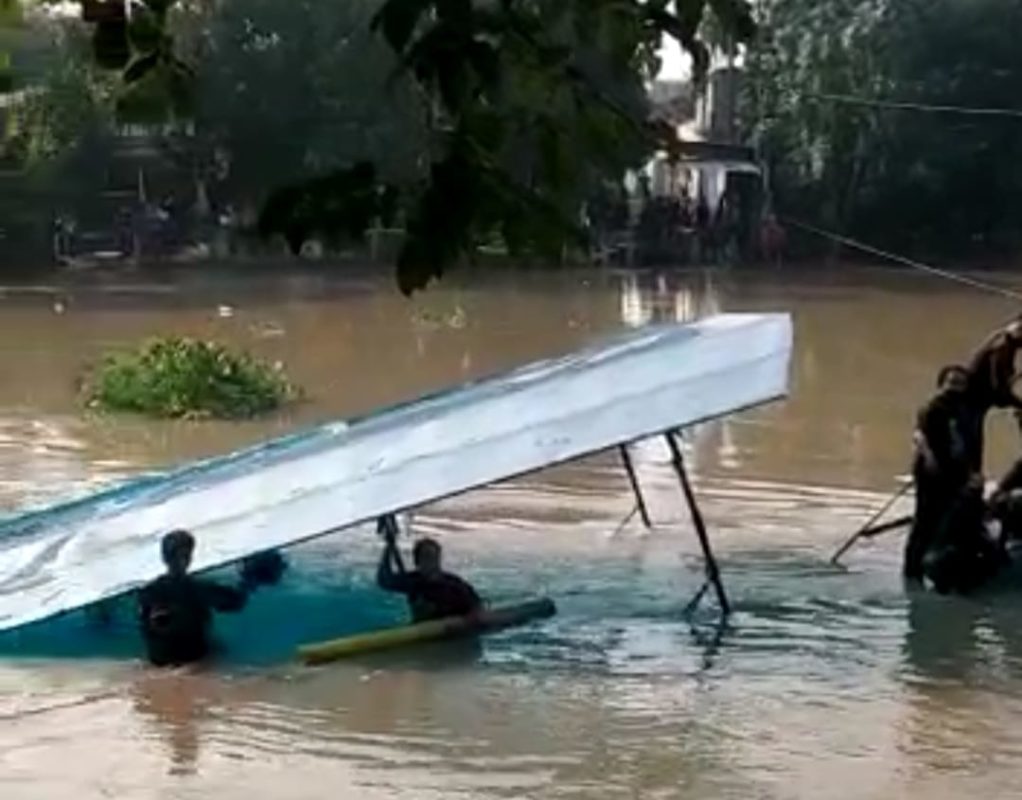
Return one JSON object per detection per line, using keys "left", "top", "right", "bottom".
{"left": 3, "top": 265, "right": 1022, "bottom": 799}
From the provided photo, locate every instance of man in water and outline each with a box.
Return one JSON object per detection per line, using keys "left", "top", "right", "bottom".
{"left": 967, "top": 316, "right": 1022, "bottom": 442}
{"left": 376, "top": 517, "right": 482, "bottom": 623}
{"left": 922, "top": 477, "right": 1007, "bottom": 594}
{"left": 905, "top": 365, "right": 980, "bottom": 581}
{"left": 138, "top": 530, "right": 285, "bottom": 667}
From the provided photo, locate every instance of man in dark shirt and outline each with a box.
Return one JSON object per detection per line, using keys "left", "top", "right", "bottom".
{"left": 922, "top": 480, "right": 1005, "bottom": 594}
{"left": 968, "top": 316, "right": 1022, "bottom": 416}
{"left": 138, "top": 530, "right": 271, "bottom": 667}
{"left": 376, "top": 518, "right": 482, "bottom": 623}
{"left": 905, "top": 365, "right": 979, "bottom": 581}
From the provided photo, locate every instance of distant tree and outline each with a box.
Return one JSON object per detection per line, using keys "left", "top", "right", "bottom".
{"left": 856, "top": 0, "right": 1022, "bottom": 255}
{"left": 4, "top": 30, "right": 114, "bottom": 167}
{"left": 64, "top": 0, "right": 756, "bottom": 292}
{"left": 0, "top": 17, "right": 117, "bottom": 250}
{"left": 3, "top": 0, "right": 760, "bottom": 283}
{"left": 743, "top": 0, "right": 890, "bottom": 235}
{"left": 192, "top": 0, "right": 428, "bottom": 222}
{"left": 747, "top": 0, "right": 1022, "bottom": 260}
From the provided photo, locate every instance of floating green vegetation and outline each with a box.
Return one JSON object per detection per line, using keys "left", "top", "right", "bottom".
{"left": 87, "top": 337, "right": 299, "bottom": 420}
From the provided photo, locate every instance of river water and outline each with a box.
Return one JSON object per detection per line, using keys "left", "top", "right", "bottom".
{"left": 3, "top": 265, "right": 1022, "bottom": 799}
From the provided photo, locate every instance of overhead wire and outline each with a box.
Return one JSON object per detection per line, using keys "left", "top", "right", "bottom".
{"left": 805, "top": 92, "right": 1022, "bottom": 120}
{"left": 759, "top": 79, "right": 1022, "bottom": 302}
{"left": 782, "top": 219, "right": 1022, "bottom": 303}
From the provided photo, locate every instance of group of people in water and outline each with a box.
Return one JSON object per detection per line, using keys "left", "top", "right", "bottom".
{"left": 137, "top": 517, "right": 480, "bottom": 668}
{"left": 905, "top": 314, "right": 1022, "bottom": 592}
{"left": 135, "top": 317, "right": 1022, "bottom": 666}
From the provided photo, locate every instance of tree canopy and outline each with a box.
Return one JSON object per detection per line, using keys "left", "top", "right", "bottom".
{"left": 39, "top": 0, "right": 755, "bottom": 292}
{"left": 194, "top": 0, "right": 427, "bottom": 211}
{"left": 10, "top": 0, "right": 1022, "bottom": 275}
{"left": 748, "top": 0, "right": 1022, "bottom": 260}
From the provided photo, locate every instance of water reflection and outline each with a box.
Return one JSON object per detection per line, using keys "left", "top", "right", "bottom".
{"left": 0, "top": 265, "right": 1012, "bottom": 507}
{"left": 0, "top": 416, "right": 123, "bottom": 512}
{"left": 618, "top": 270, "right": 721, "bottom": 327}
{"left": 132, "top": 671, "right": 210, "bottom": 775}
{"left": 897, "top": 590, "right": 1022, "bottom": 783}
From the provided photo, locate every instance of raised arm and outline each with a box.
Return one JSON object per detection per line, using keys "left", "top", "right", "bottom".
{"left": 376, "top": 516, "right": 408, "bottom": 592}
{"left": 201, "top": 580, "right": 248, "bottom": 613}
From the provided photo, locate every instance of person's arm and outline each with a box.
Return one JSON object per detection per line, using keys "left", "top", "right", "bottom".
{"left": 465, "top": 583, "right": 483, "bottom": 617}
{"left": 968, "top": 332, "right": 1021, "bottom": 406}
{"left": 377, "top": 539, "right": 412, "bottom": 593}
{"left": 451, "top": 575, "right": 484, "bottom": 617}
{"left": 912, "top": 428, "right": 937, "bottom": 473}
{"left": 199, "top": 580, "right": 248, "bottom": 613}
{"left": 918, "top": 402, "right": 956, "bottom": 474}
{"left": 239, "top": 550, "right": 288, "bottom": 591}
{"left": 376, "top": 516, "right": 411, "bottom": 592}
{"left": 994, "top": 343, "right": 1022, "bottom": 408}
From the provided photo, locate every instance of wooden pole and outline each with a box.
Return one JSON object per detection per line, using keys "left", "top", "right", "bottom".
{"left": 859, "top": 515, "right": 912, "bottom": 539}
{"left": 620, "top": 445, "right": 653, "bottom": 529}
{"left": 830, "top": 481, "right": 913, "bottom": 565}
{"left": 665, "top": 431, "right": 730, "bottom": 616}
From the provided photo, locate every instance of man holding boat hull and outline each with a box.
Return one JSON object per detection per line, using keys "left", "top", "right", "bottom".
{"left": 138, "top": 531, "right": 286, "bottom": 667}
{"left": 966, "top": 315, "right": 1022, "bottom": 418}
{"left": 921, "top": 480, "right": 1007, "bottom": 594}
{"left": 376, "top": 516, "right": 483, "bottom": 623}
{"left": 902, "top": 316, "right": 1022, "bottom": 591}
{"left": 904, "top": 365, "right": 981, "bottom": 583}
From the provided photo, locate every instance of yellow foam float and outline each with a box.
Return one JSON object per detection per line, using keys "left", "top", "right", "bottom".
{"left": 298, "top": 598, "right": 557, "bottom": 665}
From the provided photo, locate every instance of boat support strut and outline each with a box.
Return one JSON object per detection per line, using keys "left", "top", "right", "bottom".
{"left": 619, "top": 445, "right": 653, "bottom": 529}
{"left": 665, "top": 430, "right": 731, "bottom": 617}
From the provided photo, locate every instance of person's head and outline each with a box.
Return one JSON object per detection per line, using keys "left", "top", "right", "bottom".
{"left": 1007, "top": 315, "right": 1022, "bottom": 341}
{"left": 161, "top": 529, "right": 195, "bottom": 577}
{"left": 412, "top": 538, "right": 443, "bottom": 577}
{"left": 936, "top": 364, "right": 969, "bottom": 396}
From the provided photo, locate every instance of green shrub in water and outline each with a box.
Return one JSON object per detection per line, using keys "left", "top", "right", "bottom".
{"left": 88, "top": 337, "right": 299, "bottom": 419}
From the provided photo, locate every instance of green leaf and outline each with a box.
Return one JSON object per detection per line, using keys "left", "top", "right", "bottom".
{"left": 649, "top": 6, "right": 701, "bottom": 49}
{"left": 0, "top": 0, "right": 22, "bottom": 28}
{"left": 467, "top": 39, "right": 500, "bottom": 89}
{"left": 397, "top": 147, "right": 480, "bottom": 293}
{"left": 127, "top": 5, "right": 164, "bottom": 54}
{"left": 82, "top": 0, "right": 127, "bottom": 23}
{"left": 707, "top": 0, "right": 755, "bottom": 43}
{"left": 165, "top": 59, "right": 195, "bottom": 117}
{"left": 123, "top": 51, "right": 159, "bottom": 83}
{"left": 116, "top": 65, "right": 175, "bottom": 123}
{"left": 402, "top": 22, "right": 476, "bottom": 111}
{"left": 464, "top": 108, "right": 506, "bottom": 151}
{"left": 372, "top": 0, "right": 429, "bottom": 54}
{"left": 142, "top": 0, "right": 178, "bottom": 16}
{"left": 436, "top": 0, "right": 473, "bottom": 32}
{"left": 93, "top": 20, "right": 130, "bottom": 71}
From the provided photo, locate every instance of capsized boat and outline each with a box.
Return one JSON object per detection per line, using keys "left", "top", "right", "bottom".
{"left": 0, "top": 313, "right": 793, "bottom": 634}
